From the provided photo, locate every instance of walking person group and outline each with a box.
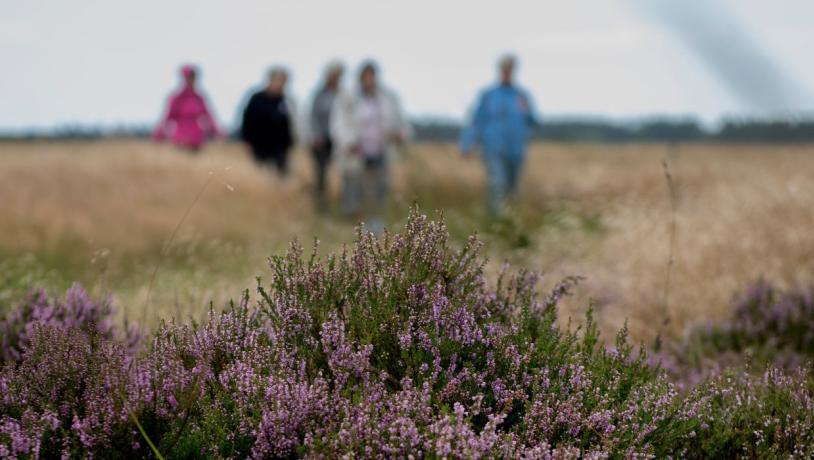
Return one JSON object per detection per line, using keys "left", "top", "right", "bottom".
{"left": 153, "top": 55, "right": 537, "bottom": 227}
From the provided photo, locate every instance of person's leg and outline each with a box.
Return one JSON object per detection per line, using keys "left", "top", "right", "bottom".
{"left": 252, "top": 148, "right": 274, "bottom": 174}
{"left": 180, "top": 142, "right": 201, "bottom": 154}
{"left": 274, "top": 149, "right": 290, "bottom": 176}
{"left": 505, "top": 152, "right": 524, "bottom": 199}
{"left": 483, "top": 151, "right": 508, "bottom": 216}
{"left": 360, "top": 160, "right": 375, "bottom": 221}
{"left": 375, "top": 159, "right": 389, "bottom": 211}
{"left": 342, "top": 168, "right": 362, "bottom": 218}
{"left": 312, "top": 143, "right": 331, "bottom": 210}
{"left": 368, "top": 158, "right": 388, "bottom": 235}
{"left": 251, "top": 146, "right": 266, "bottom": 165}
{"left": 253, "top": 147, "right": 281, "bottom": 174}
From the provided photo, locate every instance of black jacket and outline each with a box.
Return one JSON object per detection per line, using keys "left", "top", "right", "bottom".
{"left": 240, "top": 91, "right": 293, "bottom": 151}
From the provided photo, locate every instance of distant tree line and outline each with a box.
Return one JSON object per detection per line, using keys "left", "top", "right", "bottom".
{"left": 414, "top": 117, "right": 814, "bottom": 143}
{"left": 3, "top": 117, "right": 814, "bottom": 143}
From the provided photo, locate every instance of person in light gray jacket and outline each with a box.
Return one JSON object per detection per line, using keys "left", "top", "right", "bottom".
{"left": 330, "top": 60, "right": 411, "bottom": 233}
{"left": 305, "top": 62, "right": 344, "bottom": 211}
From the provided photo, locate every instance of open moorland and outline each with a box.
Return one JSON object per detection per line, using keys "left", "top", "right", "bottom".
{"left": 2, "top": 140, "right": 812, "bottom": 342}
{"left": 2, "top": 139, "right": 814, "bottom": 457}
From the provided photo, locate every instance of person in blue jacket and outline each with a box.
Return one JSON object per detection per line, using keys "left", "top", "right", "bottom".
{"left": 460, "top": 55, "right": 538, "bottom": 215}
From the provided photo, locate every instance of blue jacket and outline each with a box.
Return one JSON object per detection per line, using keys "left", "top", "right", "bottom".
{"left": 460, "top": 84, "right": 537, "bottom": 159}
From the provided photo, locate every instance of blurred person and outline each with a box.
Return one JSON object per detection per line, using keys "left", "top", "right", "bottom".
{"left": 460, "top": 55, "right": 538, "bottom": 215}
{"left": 305, "top": 61, "right": 344, "bottom": 212}
{"left": 241, "top": 67, "right": 296, "bottom": 176}
{"left": 331, "top": 60, "right": 411, "bottom": 234}
{"left": 153, "top": 64, "right": 222, "bottom": 151}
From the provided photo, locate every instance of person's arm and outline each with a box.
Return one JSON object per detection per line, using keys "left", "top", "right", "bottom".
{"left": 520, "top": 90, "right": 539, "bottom": 127}
{"left": 240, "top": 96, "right": 255, "bottom": 144}
{"left": 199, "top": 95, "right": 223, "bottom": 139}
{"left": 459, "top": 91, "right": 488, "bottom": 155}
{"left": 152, "top": 94, "right": 177, "bottom": 141}
{"left": 388, "top": 90, "right": 411, "bottom": 145}
{"left": 285, "top": 96, "right": 299, "bottom": 148}
{"left": 305, "top": 92, "right": 322, "bottom": 147}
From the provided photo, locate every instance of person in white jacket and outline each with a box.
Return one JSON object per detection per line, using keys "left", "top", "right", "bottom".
{"left": 330, "top": 60, "right": 411, "bottom": 233}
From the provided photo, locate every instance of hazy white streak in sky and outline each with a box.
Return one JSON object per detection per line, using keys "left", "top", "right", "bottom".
{"left": 633, "top": 0, "right": 812, "bottom": 113}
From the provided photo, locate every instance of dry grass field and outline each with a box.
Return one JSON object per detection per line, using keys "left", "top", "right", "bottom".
{"left": 1, "top": 139, "right": 813, "bottom": 344}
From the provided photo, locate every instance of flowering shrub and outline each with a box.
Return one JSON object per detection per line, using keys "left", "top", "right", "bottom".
{"left": 706, "top": 280, "right": 814, "bottom": 361}
{"left": 0, "top": 324, "right": 136, "bottom": 458}
{"left": 675, "top": 367, "right": 814, "bottom": 459}
{"left": 0, "top": 283, "right": 141, "bottom": 363}
{"left": 658, "top": 280, "right": 814, "bottom": 387}
{"left": 1, "top": 211, "right": 813, "bottom": 458}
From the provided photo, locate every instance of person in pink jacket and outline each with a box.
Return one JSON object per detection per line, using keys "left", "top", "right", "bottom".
{"left": 153, "top": 65, "right": 222, "bottom": 151}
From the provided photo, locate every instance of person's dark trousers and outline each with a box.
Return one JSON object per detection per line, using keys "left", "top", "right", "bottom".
{"left": 176, "top": 143, "right": 202, "bottom": 154}
{"left": 311, "top": 139, "right": 332, "bottom": 211}
{"left": 252, "top": 147, "right": 289, "bottom": 176}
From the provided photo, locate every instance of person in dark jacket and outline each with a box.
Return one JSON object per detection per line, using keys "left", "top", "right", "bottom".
{"left": 241, "top": 67, "right": 296, "bottom": 175}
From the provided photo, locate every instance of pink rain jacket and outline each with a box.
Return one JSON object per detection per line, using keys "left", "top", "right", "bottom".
{"left": 153, "top": 86, "right": 221, "bottom": 149}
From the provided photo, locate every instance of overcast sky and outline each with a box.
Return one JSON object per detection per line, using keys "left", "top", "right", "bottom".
{"left": 1, "top": 0, "right": 812, "bottom": 130}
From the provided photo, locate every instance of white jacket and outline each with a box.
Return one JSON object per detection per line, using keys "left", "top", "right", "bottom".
{"left": 330, "top": 87, "right": 412, "bottom": 173}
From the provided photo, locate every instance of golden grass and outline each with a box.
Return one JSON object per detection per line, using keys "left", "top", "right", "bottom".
{"left": 1, "top": 139, "right": 813, "bottom": 343}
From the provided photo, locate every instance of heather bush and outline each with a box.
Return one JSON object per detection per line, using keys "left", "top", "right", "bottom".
{"left": 671, "top": 366, "right": 814, "bottom": 458}
{"left": 251, "top": 214, "right": 672, "bottom": 456}
{"left": 0, "top": 283, "right": 140, "bottom": 363}
{"left": 1, "top": 211, "right": 813, "bottom": 458}
{"left": 658, "top": 280, "right": 814, "bottom": 386}
{"left": 0, "top": 325, "right": 137, "bottom": 457}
